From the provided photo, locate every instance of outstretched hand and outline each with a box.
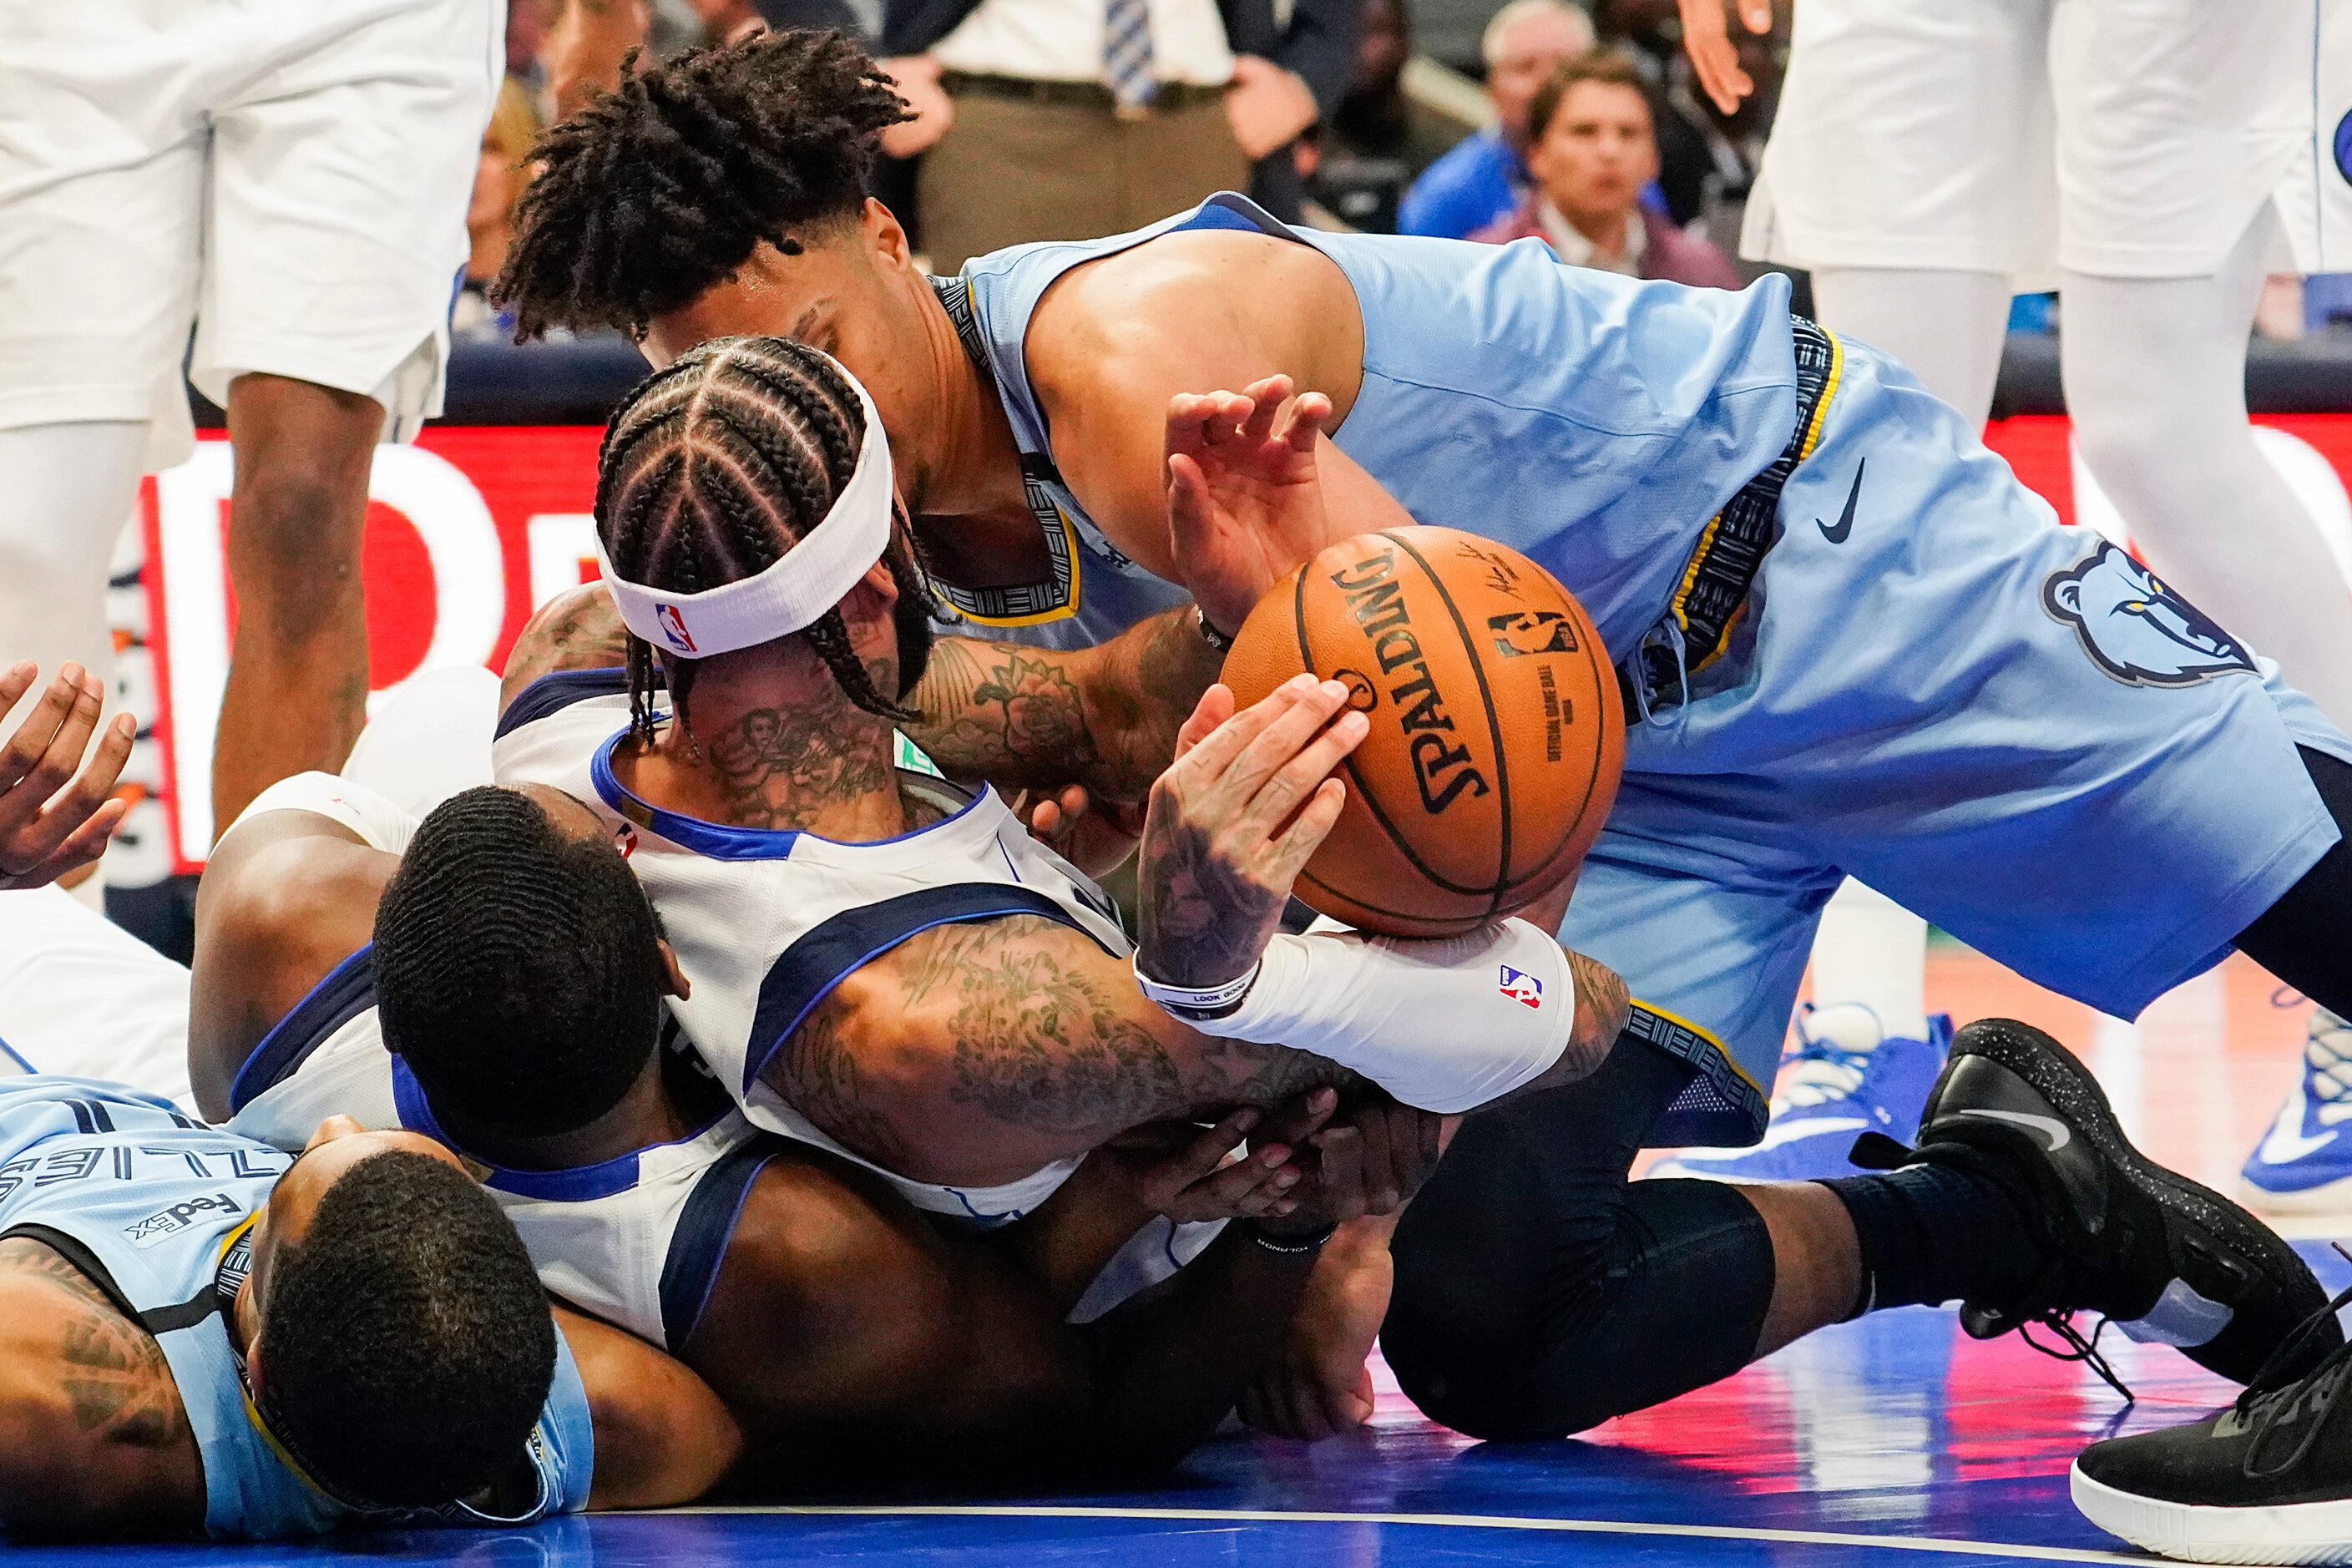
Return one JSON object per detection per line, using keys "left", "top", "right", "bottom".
{"left": 1166, "top": 374, "right": 1337, "bottom": 638}
{"left": 1093, "top": 1088, "right": 1344, "bottom": 1225}
{"left": 1136, "top": 675, "right": 1366, "bottom": 990}
{"left": 0, "top": 662, "right": 133, "bottom": 892}
{"left": 1013, "top": 783, "right": 1146, "bottom": 878}
{"left": 1677, "top": 0, "right": 1775, "bottom": 114}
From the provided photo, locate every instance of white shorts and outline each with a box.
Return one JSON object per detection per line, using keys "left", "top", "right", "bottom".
{"left": 0, "top": 0, "right": 501, "bottom": 471}
{"left": 1743, "top": 0, "right": 2323, "bottom": 282}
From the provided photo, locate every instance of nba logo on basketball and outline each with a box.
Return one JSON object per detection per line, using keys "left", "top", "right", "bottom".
{"left": 1498, "top": 965, "right": 1543, "bottom": 1009}
{"left": 656, "top": 604, "right": 697, "bottom": 653}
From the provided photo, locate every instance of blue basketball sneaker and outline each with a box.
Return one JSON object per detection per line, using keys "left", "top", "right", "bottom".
{"left": 2240, "top": 1009, "right": 2352, "bottom": 1218}
{"left": 1649, "top": 1006, "right": 1953, "bottom": 1183}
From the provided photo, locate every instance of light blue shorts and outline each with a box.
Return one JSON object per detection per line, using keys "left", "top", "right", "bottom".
{"left": 1562, "top": 336, "right": 2350, "bottom": 1146}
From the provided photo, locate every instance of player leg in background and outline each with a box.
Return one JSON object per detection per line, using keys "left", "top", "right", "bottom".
{"left": 0, "top": 422, "right": 149, "bottom": 908}
{"left": 2061, "top": 210, "right": 2352, "bottom": 1216}
{"left": 2063, "top": 211, "right": 2352, "bottom": 734}
{"left": 210, "top": 373, "right": 386, "bottom": 832}
{"left": 1654, "top": 265, "right": 2011, "bottom": 1185}
{"left": 194, "top": 0, "right": 496, "bottom": 835}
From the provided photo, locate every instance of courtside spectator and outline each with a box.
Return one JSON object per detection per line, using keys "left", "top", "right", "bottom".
{"left": 1397, "top": 0, "right": 1593, "bottom": 239}
{"left": 1326, "top": 0, "right": 1461, "bottom": 175}
{"left": 1469, "top": 51, "right": 1739, "bottom": 286}
{"left": 466, "top": 0, "right": 555, "bottom": 306}
{"left": 882, "top": 0, "right": 1359, "bottom": 264}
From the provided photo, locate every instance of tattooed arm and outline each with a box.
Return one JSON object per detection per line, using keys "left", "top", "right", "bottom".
{"left": 499, "top": 583, "right": 636, "bottom": 711}
{"left": 905, "top": 607, "right": 1223, "bottom": 804}
{"left": 685, "top": 1131, "right": 1367, "bottom": 1485}
{"left": 0, "top": 1238, "right": 202, "bottom": 1540}
{"left": 766, "top": 915, "right": 1351, "bottom": 1190}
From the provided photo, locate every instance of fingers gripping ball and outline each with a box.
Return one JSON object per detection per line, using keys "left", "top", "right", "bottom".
{"left": 1221, "top": 528, "right": 1623, "bottom": 937}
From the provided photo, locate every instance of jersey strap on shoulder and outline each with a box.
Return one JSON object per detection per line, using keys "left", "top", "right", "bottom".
{"left": 741, "top": 883, "right": 1120, "bottom": 1095}
{"left": 494, "top": 667, "right": 637, "bottom": 741}
{"left": 655, "top": 1134, "right": 787, "bottom": 1351}
{"left": 229, "top": 947, "right": 377, "bottom": 1114}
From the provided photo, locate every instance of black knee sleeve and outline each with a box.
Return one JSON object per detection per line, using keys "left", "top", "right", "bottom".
{"left": 1383, "top": 1041, "right": 1777, "bottom": 1441}
{"left": 2238, "top": 746, "right": 2352, "bottom": 1017}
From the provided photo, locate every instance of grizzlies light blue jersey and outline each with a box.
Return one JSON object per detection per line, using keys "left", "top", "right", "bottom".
{"left": 943, "top": 191, "right": 1800, "bottom": 658}
{"left": 0, "top": 1073, "right": 593, "bottom": 1540}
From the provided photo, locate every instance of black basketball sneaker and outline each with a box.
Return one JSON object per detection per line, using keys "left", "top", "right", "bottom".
{"left": 2072, "top": 1288, "right": 2352, "bottom": 1564}
{"left": 1854, "top": 1019, "right": 2335, "bottom": 1390}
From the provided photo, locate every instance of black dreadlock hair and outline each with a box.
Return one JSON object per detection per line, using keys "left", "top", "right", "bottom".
{"left": 594, "top": 335, "right": 937, "bottom": 734}
{"left": 260, "top": 1150, "right": 555, "bottom": 1509}
{"left": 374, "top": 786, "right": 668, "bottom": 1144}
{"left": 492, "top": 30, "right": 909, "bottom": 341}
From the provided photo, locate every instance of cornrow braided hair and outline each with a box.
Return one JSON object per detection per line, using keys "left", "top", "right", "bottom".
{"left": 491, "top": 30, "right": 910, "bottom": 341}
{"left": 594, "top": 335, "right": 937, "bottom": 737}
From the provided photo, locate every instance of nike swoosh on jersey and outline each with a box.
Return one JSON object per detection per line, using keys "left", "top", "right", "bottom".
{"left": 1817, "top": 459, "right": 1864, "bottom": 544}
{"left": 1953, "top": 1106, "right": 2071, "bottom": 1151}
{"left": 2256, "top": 1081, "right": 2337, "bottom": 1164}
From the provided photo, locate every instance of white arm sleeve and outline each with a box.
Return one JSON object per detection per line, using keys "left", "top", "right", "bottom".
{"left": 224, "top": 771, "right": 421, "bottom": 856}
{"left": 1177, "top": 918, "right": 1575, "bottom": 1114}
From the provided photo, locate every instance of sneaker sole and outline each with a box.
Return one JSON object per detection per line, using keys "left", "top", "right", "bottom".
{"left": 2072, "top": 1462, "right": 2352, "bottom": 1565}
{"left": 2238, "top": 1170, "right": 2352, "bottom": 1217}
{"left": 1939, "top": 1021, "right": 2330, "bottom": 1384}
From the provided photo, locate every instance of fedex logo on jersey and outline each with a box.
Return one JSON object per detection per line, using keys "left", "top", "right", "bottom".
{"left": 124, "top": 1191, "right": 241, "bottom": 1248}
{"left": 655, "top": 604, "right": 698, "bottom": 654}
{"left": 1499, "top": 965, "right": 1544, "bottom": 1009}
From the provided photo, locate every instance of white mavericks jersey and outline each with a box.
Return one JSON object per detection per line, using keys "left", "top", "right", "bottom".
{"left": 225, "top": 971, "right": 776, "bottom": 1353}
{"left": 489, "top": 669, "right": 1139, "bottom": 1228}
{"left": 225, "top": 948, "right": 1216, "bottom": 1333}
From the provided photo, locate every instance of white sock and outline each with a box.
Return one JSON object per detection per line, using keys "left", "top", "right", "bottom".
{"left": 1808, "top": 883, "right": 1932, "bottom": 1048}
{"left": 1806, "top": 266, "right": 2013, "bottom": 423}
{"left": 0, "top": 421, "right": 147, "bottom": 690}
{"left": 1792, "top": 271, "right": 2005, "bottom": 1056}
{"left": 2062, "top": 209, "right": 2352, "bottom": 732}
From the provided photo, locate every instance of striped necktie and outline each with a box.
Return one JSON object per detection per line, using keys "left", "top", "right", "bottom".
{"left": 1104, "top": 0, "right": 1157, "bottom": 110}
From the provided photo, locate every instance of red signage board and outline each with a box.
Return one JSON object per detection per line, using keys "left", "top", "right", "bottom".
{"left": 132, "top": 416, "right": 2352, "bottom": 873}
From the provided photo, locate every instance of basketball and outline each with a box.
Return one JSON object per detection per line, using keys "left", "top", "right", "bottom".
{"left": 1220, "top": 526, "right": 1624, "bottom": 938}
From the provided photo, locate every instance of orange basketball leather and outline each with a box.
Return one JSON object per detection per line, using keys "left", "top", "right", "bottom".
{"left": 1222, "top": 526, "right": 1624, "bottom": 938}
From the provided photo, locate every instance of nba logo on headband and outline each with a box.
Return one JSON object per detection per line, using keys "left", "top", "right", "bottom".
{"left": 595, "top": 352, "right": 897, "bottom": 661}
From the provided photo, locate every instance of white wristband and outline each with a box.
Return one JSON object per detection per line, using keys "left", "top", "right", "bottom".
{"left": 1149, "top": 918, "right": 1577, "bottom": 1115}
{"left": 1133, "top": 957, "right": 1263, "bottom": 1019}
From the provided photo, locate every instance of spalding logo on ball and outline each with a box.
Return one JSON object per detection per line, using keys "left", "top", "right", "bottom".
{"left": 1222, "top": 526, "right": 1625, "bottom": 938}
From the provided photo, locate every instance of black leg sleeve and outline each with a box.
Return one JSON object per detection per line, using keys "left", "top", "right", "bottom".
{"left": 2237, "top": 746, "right": 2352, "bottom": 1018}
{"left": 1383, "top": 1037, "right": 1778, "bottom": 1442}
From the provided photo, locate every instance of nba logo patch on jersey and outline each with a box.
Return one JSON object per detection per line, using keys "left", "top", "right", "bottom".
{"left": 655, "top": 604, "right": 697, "bottom": 654}
{"left": 1499, "top": 965, "right": 1544, "bottom": 1009}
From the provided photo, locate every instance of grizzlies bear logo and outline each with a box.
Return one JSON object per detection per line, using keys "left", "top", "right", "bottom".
{"left": 2043, "top": 542, "right": 2256, "bottom": 688}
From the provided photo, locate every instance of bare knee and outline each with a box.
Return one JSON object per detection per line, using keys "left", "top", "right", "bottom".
{"left": 224, "top": 377, "right": 382, "bottom": 609}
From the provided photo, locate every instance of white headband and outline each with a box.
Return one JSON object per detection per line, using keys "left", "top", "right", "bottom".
{"left": 595, "top": 359, "right": 895, "bottom": 660}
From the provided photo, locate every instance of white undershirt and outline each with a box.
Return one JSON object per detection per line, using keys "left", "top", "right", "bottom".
{"left": 1537, "top": 199, "right": 1645, "bottom": 276}
{"left": 932, "top": 0, "right": 1237, "bottom": 88}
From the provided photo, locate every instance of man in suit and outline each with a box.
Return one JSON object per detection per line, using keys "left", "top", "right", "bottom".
{"left": 880, "top": 0, "right": 1359, "bottom": 263}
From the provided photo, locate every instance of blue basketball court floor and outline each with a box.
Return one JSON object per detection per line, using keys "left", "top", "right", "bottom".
{"left": 11, "top": 949, "right": 2339, "bottom": 1567}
